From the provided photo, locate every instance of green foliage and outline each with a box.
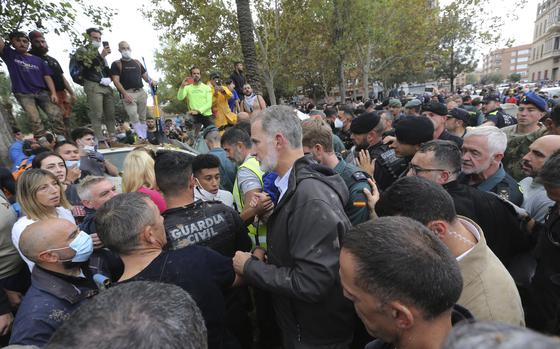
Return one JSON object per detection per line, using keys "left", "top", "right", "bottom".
{"left": 0, "top": 0, "right": 116, "bottom": 45}
{"left": 465, "top": 73, "right": 479, "bottom": 85}
{"left": 480, "top": 72, "right": 504, "bottom": 85}
{"left": 509, "top": 73, "right": 521, "bottom": 83}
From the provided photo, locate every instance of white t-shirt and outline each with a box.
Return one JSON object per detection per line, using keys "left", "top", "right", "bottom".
{"left": 194, "top": 187, "right": 234, "bottom": 208}
{"left": 11, "top": 207, "right": 75, "bottom": 271}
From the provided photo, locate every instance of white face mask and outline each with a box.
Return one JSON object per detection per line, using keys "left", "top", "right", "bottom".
{"left": 65, "top": 160, "right": 81, "bottom": 169}
{"left": 334, "top": 117, "right": 344, "bottom": 129}
{"left": 121, "top": 50, "right": 131, "bottom": 60}
{"left": 83, "top": 145, "right": 95, "bottom": 152}
{"left": 91, "top": 40, "right": 102, "bottom": 48}
{"left": 195, "top": 178, "right": 218, "bottom": 201}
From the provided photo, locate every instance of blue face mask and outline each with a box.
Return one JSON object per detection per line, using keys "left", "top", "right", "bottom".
{"left": 65, "top": 160, "right": 81, "bottom": 169}
{"left": 46, "top": 231, "right": 94, "bottom": 263}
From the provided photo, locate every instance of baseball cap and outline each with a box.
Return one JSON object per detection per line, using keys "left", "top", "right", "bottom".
{"left": 423, "top": 101, "right": 448, "bottom": 116}
{"left": 404, "top": 99, "right": 422, "bottom": 108}
{"left": 395, "top": 116, "right": 434, "bottom": 145}
{"left": 388, "top": 99, "right": 402, "bottom": 108}
{"left": 448, "top": 108, "right": 470, "bottom": 124}
{"left": 482, "top": 95, "right": 500, "bottom": 103}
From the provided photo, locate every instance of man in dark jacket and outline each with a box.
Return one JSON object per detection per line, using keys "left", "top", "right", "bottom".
{"left": 340, "top": 217, "right": 466, "bottom": 349}
{"left": 233, "top": 106, "right": 355, "bottom": 348}
{"left": 405, "top": 140, "right": 531, "bottom": 268}
{"left": 10, "top": 219, "right": 97, "bottom": 347}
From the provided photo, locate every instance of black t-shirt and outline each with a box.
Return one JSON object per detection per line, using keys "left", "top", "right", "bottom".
{"left": 438, "top": 130, "right": 464, "bottom": 148}
{"left": 128, "top": 248, "right": 235, "bottom": 349}
{"left": 146, "top": 129, "right": 164, "bottom": 145}
{"left": 163, "top": 200, "right": 251, "bottom": 257}
{"left": 29, "top": 51, "right": 66, "bottom": 91}
{"left": 110, "top": 59, "right": 145, "bottom": 90}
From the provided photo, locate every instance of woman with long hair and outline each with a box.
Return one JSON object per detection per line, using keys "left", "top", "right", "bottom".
{"left": 11, "top": 169, "right": 74, "bottom": 271}
{"left": 31, "top": 151, "right": 86, "bottom": 223}
{"left": 122, "top": 150, "right": 166, "bottom": 213}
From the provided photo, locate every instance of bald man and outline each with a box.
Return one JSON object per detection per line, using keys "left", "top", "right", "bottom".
{"left": 520, "top": 135, "right": 560, "bottom": 223}
{"left": 9, "top": 219, "right": 98, "bottom": 347}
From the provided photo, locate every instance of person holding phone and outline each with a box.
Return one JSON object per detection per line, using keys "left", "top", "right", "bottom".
{"left": 74, "top": 28, "right": 116, "bottom": 141}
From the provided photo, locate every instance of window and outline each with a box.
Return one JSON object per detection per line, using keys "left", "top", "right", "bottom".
{"left": 511, "top": 58, "right": 516, "bottom": 63}
{"left": 555, "top": 37, "right": 560, "bottom": 50}
{"left": 520, "top": 71, "right": 527, "bottom": 77}
{"left": 511, "top": 65, "right": 516, "bottom": 70}
{"left": 517, "top": 64, "right": 528, "bottom": 69}
{"left": 517, "top": 56, "right": 529, "bottom": 62}
{"left": 538, "top": 71, "right": 542, "bottom": 80}
{"left": 517, "top": 49, "right": 530, "bottom": 55}
{"left": 532, "top": 72, "right": 536, "bottom": 81}
{"left": 545, "top": 70, "right": 549, "bottom": 79}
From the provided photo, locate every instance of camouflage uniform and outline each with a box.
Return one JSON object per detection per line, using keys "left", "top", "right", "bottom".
{"left": 502, "top": 125, "right": 547, "bottom": 181}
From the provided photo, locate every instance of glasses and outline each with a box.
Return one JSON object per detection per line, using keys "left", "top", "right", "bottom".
{"left": 407, "top": 164, "right": 448, "bottom": 175}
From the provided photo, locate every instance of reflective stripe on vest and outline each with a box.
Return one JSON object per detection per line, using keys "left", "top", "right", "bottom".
{"left": 233, "top": 156, "right": 267, "bottom": 247}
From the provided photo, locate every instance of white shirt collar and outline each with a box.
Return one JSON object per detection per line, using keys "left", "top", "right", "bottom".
{"left": 274, "top": 167, "right": 292, "bottom": 202}
{"left": 455, "top": 218, "right": 481, "bottom": 262}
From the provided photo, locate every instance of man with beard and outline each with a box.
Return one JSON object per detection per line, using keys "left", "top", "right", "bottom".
{"left": 350, "top": 112, "right": 408, "bottom": 190}
{"left": 233, "top": 106, "right": 355, "bottom": 348}
{"left": 10, "top": 219, "right": 97, "bottom": 347}
{"left": 302, "top": 119, "right": 371, "bottom": 225}
{"left": 519, "top": 135, "right": 560, "bottom": 223}
{"left": 177, "top": 66, "right": 213, "bottom": 135}
{"left": 240, "top": 83, "right": 266, "bottom": 115}
{"left": 28, "top": 30, "right": 76, "bottom": 130}
{"left": 0, "top": 31, "right": 65, "bottom": 138}
{"left": 460, "top": 126, "right": 523, "bottom": 206}
{"left": 229, "top": 61, "right": 246, "bottom": 100}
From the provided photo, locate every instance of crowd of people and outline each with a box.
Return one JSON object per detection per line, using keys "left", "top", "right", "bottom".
{"left": 1, "top": 26, "right": 560, "bottom": 349}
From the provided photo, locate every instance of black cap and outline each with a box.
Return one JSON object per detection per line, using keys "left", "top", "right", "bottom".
{"left": 482, "top": 95, "right": 500, "bottom": 103}
{"left": 448, "top": 108, "right": 470, "bottom": 124}
{"left": 350, "top": 112, "right": 381, "bottom": 134}
{"left": 210, "top": 72, "right": 220, "bottom": 80}
{"left": 395, "top": 116, "right": 434, "bottom": 145}
{"left": 423, "top": 101, "right": 448, "bottom": 116}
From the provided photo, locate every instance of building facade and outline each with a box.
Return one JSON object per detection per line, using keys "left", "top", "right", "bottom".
{"left": 482, "top": 44, "right": 532, "bottom": 80}
{"left": 529, "top": 0, "right": 560, "bottom": 81}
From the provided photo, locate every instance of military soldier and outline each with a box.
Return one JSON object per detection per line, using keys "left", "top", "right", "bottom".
{"left": 502, "top": 92, "right": 548, "bottom": 181}
{"left": 302, "top": 119, "right": 371, "bottom": 225}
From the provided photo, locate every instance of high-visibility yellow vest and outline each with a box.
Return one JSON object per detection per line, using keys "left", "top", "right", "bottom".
{"left": 233, "top": 157, "right": 268, "bottom": 247}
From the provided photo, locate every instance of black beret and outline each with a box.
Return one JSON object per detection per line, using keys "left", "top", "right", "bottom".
{"left": 448, "top": 108, "right": 470, "bottom": 124}
{"left": 395, "top": 116, "right": 434, "bottom": 145}
{"left": 350, "top": 112, "right": 381, "bottom": 134}
{"left": 423, "top": 101, "right": 448, "bottom": 116}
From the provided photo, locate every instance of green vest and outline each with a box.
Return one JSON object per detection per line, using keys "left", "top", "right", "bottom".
{"left": 233, "top": 156, "right": 268, "bottom": 247}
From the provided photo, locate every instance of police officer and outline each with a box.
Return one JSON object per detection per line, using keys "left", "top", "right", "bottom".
{"left": 153, "top": 150, "right": 253, "bottom": 348}
{"left": 302, "top": 119, "right": 371, "bottom": 225}
{"left": 349, "top": 111, "right": 408, "bottom": 191}
{"left": 482, "top": 95, "right": 517, "bottom": 128}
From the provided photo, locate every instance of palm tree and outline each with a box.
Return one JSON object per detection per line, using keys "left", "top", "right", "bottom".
{"left": 235, "top": 0, "right": 262, "bottom": 93}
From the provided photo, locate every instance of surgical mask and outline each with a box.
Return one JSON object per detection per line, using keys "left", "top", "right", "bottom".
{"left": 121, "top": 50, "right": 131, "bottom": 60}
{"left": 334, "top": 117, "right": 344, "bottom": 129}
{"left": 195, "top": 178, "right": 217, "bottom": 201}
{"left": 91, "top": 40, "right": 102, "bottom": 48}
{"left": 83, "top": 145, "right": 95, "bottom": 152}
{"left": 65, "top": 160, "right": 81, "bottom": 169}
{"left": 116, "top": 132, "right": 126, "bottom": 139}
{"left": 46, "top": 231, "right": 94, "bottom": 263}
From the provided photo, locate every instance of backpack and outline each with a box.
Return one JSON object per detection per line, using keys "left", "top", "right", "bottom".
{"left": 12, "top": 158, "right": 32, "bottom": 180}
{"left": 69, "top": 52, "right": 84, "bottom": 86}
{"left": 114, "top": 59, "right": 143, "bottom": 75}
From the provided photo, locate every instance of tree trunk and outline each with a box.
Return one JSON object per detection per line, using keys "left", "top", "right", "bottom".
{"left": 338, "top": 61, "right": 346, "bottom": 103}
{"left": 363, "top": 43, "right": 372, "bottom": 99}
{"left": 235, "top": 0, "right": 262, "bottom": 93}
{"left": 263, "top": 71, "right": 277, "bottom": 105}
{"left": 0, "top": 104, "right": 15, "bottom": 167}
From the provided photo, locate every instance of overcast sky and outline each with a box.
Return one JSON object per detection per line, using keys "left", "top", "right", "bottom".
{"left": 1, "top": 0, "right": 542, "bottom": 80}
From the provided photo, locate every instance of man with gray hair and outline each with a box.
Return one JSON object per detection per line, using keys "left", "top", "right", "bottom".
{"left": 232, "top": 105, "right": 355, "bottom": 348}
{"left": 95, "top": 192, "right": 240, "bottom": 349}
{"left": 46, "top": 281, "right": 208, "bottom": 349}
{"left": 76, "top": 176, "right": 118, "bottom": 245}
{"left": 460, "top": 126, "right": 523, "bottom": 205}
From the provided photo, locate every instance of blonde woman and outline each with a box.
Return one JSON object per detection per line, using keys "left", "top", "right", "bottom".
{"left": 122, "top": 150, "right": 166, "bottom": 213}
{"left": 11, "top": 169, "right": 74, "bottom": 271}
